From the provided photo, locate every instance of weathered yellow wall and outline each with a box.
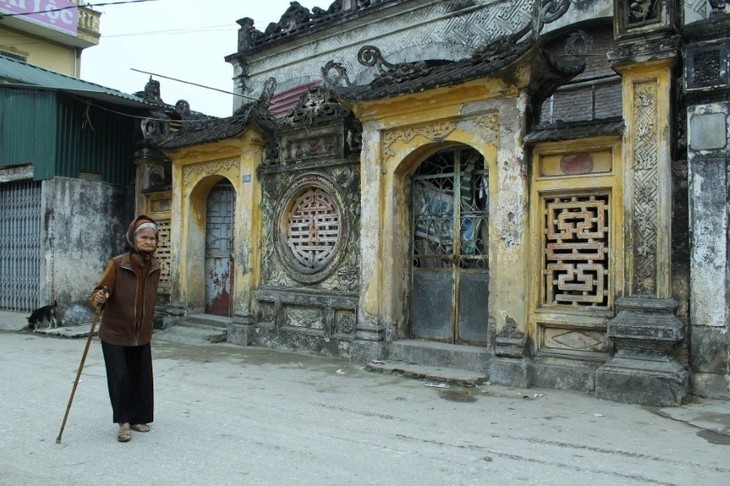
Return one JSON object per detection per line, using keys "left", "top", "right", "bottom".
{"left": 164, "top": 127, "right": 268, "bottom": 316}
{"left": 0, "top": 27, "right": 77, "bottom": 76}
{"left": 352, "top": 77, "right": 530, "bottom": 341}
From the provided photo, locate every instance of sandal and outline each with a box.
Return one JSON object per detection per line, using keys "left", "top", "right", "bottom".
{"left": 131, "top": 424, "right": 150, "bottom": 433}
{"left": 117, "top": 424, "right": 131, "bottom": 442}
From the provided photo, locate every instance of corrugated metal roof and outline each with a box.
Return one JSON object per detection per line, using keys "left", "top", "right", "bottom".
{"left": 0, "top": 54, "right": 152, "bottom": 109}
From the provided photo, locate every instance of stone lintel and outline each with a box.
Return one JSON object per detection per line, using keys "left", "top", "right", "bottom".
{"left": 683, "top": 15, "right": 730, "bottom": 43}
{"left": 134, "top": 147, "right": 170, "bottom": 164}
{"left": 608, "top": 35, "right": 681, "bottom": 70}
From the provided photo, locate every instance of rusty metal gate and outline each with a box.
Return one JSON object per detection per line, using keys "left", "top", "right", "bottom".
{"left": 410, "top": 147, "right": 489, "bottom": 344}
{"left": 0, "top": 181, "right": 42, "bottom": 311}
{"left": 205, "top": 180, "right": 235, "bottom": 316}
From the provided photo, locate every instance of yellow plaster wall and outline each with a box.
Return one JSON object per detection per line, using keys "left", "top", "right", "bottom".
{"left": 165, "top": 128, "right": 268, "bottom": 315}
{"left": 353, "top": 79, "right": 530, "bottom": 341}
{"left": 0, "top": 27, "right": 77, "bottom": 76}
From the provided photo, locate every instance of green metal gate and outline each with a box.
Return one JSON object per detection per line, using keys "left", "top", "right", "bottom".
{"left": 410, "top": 147, "right": 489, "bottom": 344}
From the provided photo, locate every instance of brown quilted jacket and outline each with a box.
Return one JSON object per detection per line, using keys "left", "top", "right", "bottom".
{"left": 91, "top": 216, "right": 161, "bottom": 346}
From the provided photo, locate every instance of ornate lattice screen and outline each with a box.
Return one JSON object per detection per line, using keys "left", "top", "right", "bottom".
{"left": 542, "top": 194, "right": 610, "bottom": 308}
{"left": 155, "top": 218, "right": 172, "bottom": 294}
{"left": 286, "top": 187, "right": 341, "bottom": 270}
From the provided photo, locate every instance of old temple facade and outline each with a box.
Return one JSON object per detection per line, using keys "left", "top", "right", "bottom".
{"left": 135, "top": 0, "right": 730, "bottom": 406}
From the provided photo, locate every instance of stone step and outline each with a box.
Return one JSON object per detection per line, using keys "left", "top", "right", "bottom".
{"left": 365, "top": 359, "right": 486, "bottom": 387}
{"left": 387, "top": 339, "right": 489, "bottom": 373}
{"left": 182, "top": 313, "right": 231, "bottom": 329}
{"left": 154, "top": 325, "right": 227, "bottom": 345}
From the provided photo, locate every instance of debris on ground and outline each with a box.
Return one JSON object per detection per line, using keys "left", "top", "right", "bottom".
{"left": 424, "top": 382, "right": 450, "bottom": 389}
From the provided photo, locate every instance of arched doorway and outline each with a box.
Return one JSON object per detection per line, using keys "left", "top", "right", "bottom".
{"left": 410, "top": 146, "right": 489, "bottom": 344}
{"left": 205, "top": 179, "right": 235, "bottom": 316}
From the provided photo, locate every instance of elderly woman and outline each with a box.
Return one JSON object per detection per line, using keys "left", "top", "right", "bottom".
{"left": 91, "top": 215, "right": 161, "bottom": 442}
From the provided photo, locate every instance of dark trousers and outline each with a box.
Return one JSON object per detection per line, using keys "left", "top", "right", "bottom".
{"left": 101, "top": 341, "right": 154, "bottom": 425}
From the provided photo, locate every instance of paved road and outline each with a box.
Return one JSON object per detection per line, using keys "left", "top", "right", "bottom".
{"left": 0, "top": 328, "right": 728, "bottom": 485}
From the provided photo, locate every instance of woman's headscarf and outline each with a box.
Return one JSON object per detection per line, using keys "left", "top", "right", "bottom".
{"left": 125, "top": 215, "right": 159, "bottom": 256}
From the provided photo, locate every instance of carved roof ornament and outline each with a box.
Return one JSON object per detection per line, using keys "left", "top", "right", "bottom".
{"left": 280, "top": 86, "right": 356, "bottom": 129}
{"left": 268, "top": 2, "right": 313, "bottom": 35}
{"left": 532, "top": 0, "right": 571, "bottom": 34}
{"left": 258, "top": 76, "right": 278, "bottom": 108}
{"left": 135, "top": 76, "right": 164, "bottom": 105}
{"left": 155, "top": 77, "right": 279, "bottom": 150}
{"left": 708, "top": 0, "right": 727, "bottom": 15}
{"left": 236, "top": 0, "right": 391, "bottom": 53}
{"left": 359, "top": 45, "right": 451, "bottom": 88}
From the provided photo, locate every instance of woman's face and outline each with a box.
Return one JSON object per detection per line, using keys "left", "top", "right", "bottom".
{"left": 135, "top": 228, "right": 157, "bottom": 253}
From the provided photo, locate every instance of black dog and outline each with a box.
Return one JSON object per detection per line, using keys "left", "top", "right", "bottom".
{"left": 27, "top": 300, "right": 58, "bottom": 330}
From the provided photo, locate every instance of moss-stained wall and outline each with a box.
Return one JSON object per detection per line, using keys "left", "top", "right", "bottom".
{"left": 42, "top": 177, "right": 132, "bottom": 322}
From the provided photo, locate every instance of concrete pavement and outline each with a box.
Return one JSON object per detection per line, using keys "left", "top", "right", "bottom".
{"left": 0, "top": 315, "right": 729, "bottom": 485}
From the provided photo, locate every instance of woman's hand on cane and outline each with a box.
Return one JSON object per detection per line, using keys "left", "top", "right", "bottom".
{"left": 93, "top": 288, "right": 109, "bottom": 306}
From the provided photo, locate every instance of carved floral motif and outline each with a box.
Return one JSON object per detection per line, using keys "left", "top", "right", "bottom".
{"left": 383, "top": 122, "right": 457, "bottom": 159}
{"left": 183, "top": 158, "right": 239, "bottom": 190}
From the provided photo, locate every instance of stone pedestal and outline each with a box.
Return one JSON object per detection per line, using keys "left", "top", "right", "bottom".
{"left": 596, "top": 297, "right": 687, "bottom": 406}
{"left": 349, "top": 321, "right": 386, "bottom": 363}
{"left": 488, "top": 330, "right": 530, "bottom": 388}
{"left": 228, "top": 312, "right": 254, "bottom": 346}
{"left": 160, "top": 301, "right": 184, "bottom": 330}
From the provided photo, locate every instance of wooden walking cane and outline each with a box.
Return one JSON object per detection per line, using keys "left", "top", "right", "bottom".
{"left": 56, "top": 287, "right": 108, "bottom": 444}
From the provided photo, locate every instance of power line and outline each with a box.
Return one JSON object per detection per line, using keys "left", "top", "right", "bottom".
{"left": 103, "top": 24, "right": 235, "bottom": 38}
{"left": 0, "top": 0, "right": 158, "bottom": 18}
{"left": 131, "top": 68, "right": 258, "bottom": 101}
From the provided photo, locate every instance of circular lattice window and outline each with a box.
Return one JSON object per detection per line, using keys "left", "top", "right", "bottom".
{"left": 276, "top": 175, "right": 348, "bottom": 283}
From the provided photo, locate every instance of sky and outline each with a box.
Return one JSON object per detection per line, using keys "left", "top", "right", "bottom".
{"left": 81, "top": 0, "right": 327, "bottom": 117}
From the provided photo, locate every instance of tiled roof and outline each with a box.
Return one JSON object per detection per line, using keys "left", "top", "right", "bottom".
{"left": 156, "top": 101, "right": 278, "bottom": 150}
{"left": 0, "top": 54, "right": 151, "bottom": 108}
{"left": 323, "top": 28, "right": 586, "bottom": 103}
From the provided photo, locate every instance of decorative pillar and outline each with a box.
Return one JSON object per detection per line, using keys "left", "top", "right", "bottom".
{"left": 596, "top": 0, "right": 687, "bottom": 406}
{"left": 683, "top": 11, "right": 730, "bottom": 398}
{"left": 351, "top": 120, "right": 386, "bottom": 363}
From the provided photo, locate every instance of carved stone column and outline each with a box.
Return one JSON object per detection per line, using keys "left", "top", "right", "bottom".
{"left": 596, "top": 0, "right": 688, "bottom": 405}
{"left": 683, "top": 13, "right": 730, "bottom": 398}
{"left": 352, "top": 120, "right": 386, "bottom": 363}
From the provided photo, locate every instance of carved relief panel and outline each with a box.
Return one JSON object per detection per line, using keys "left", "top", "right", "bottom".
{"left": 254, "top": 88, "right": 361, "bottom": 337}
{"left": 261, "top": 170, "right": 359, "bottom": 291}
{"left": 614, "top": 0, "right": 678, "bottom": 40}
